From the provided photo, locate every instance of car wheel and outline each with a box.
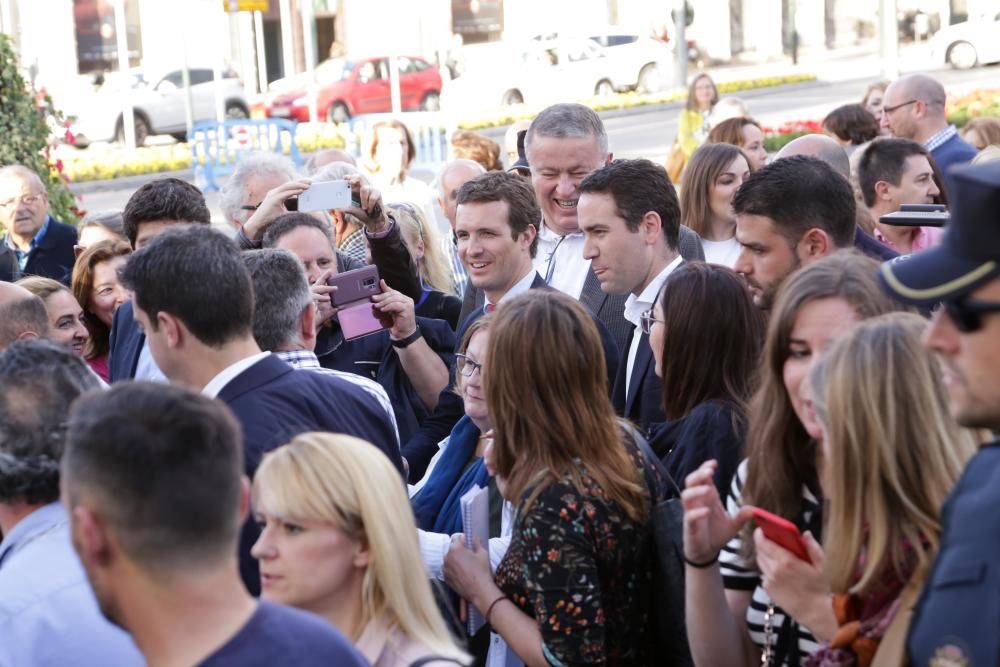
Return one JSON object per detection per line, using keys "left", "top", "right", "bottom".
{"left": 594, "top": 79, "right": 615, "bottom": 96}
{"left": 115, "top": 113, "right": 149, "bottom": 147}
{"left": 421, "top": 91, "right": 441, "bottom": 112}
{"left": 328, "top": 102, "right": 350, "bottom": 124}
{"left": 501, "top": 89, "right": 524, "bottom": 106}
{"left": 947, "top": 41, "right": 978, "bottom": 70}
{"left": 225, "top": 103, "right": 249, "bottom": 119}
{"left": 637, "top": 63, "right": 662, "bottom": 94}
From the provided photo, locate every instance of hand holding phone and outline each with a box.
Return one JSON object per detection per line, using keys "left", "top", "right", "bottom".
{"left": 297, "top": 180, "right": 352, "bottom": 212}
{"left": 326, "top": 265, "right": 386, "bottom": 340}
{"left": 751, "top": 508, "right": 811, "bottom": 563}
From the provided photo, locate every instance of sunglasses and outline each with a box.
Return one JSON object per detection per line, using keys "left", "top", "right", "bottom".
{"left": 941, "top": 297, "right": 1000, "bottom": 333}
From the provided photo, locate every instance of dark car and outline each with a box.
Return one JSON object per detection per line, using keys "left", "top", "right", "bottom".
{"left": 265, "top": 56, "right": 442, "bottom": 123}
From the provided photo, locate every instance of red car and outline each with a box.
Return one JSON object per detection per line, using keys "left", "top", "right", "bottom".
{"left": 266, "top": 56, "right": 442, "bottom": 123}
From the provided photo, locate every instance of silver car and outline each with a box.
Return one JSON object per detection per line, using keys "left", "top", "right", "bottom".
{"left": 69, "top": 68, "right": 250, "bottom": 147}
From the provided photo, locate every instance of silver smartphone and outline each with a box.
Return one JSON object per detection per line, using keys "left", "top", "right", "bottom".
{"left": 297, "top": 180, "right": 351, "bottom": 212}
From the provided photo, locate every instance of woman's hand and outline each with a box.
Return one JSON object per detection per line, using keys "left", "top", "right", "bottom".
{"left": 444, "top": 534, "right": 501, "bottom": 613}
{"left": 754, "top": 529, "right": 837, "bottom": 641}
{"left": 681, "top": 460, "right": 754, "bottom": 563}
{"left": 243, "top": 178, "right": 311, "bottom": 241}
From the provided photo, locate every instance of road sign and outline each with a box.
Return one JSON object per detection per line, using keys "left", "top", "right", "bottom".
{"left": 225, "top": 0, "right": 268, "bottom": 12}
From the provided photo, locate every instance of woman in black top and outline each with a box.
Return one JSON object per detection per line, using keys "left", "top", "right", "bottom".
{"left": 645, "top": 262, "right": 765, "bottom": 496}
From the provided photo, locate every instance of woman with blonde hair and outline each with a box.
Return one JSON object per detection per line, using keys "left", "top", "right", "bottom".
{"left": 960, "top": 116, "right": 1000, "bottom": 151}
{"left": 444, "top": 290, "right": 660, "bottom": 665}
{"left": 387, "top": 202, "right": 462, "bottom": 329}
{"left": 251, "top": 433, "right": 468, "bottom": 666}
{"left": 681, "top": 143, "right": 752, "bottom": 267}
{"left": 16, "top": 276, "right": 90, "bottom": 360}
{"left": 804, "top": 313, "right": 976, "bottom": 663}
{"left": 682, "top": 252, "right": 907, "bottom": 666}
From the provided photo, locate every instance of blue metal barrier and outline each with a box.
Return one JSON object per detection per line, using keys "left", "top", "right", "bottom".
{"left": 188, "top": 118, "right": 302, "bottom": 192}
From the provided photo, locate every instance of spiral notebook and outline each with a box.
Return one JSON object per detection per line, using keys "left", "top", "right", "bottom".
{"left": 460, "top": 483, "right": 490, "bottom": 635}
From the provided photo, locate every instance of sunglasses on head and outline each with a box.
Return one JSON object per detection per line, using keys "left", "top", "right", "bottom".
{"left": 940, "top": 297, "right": 1000, "bottom": 333}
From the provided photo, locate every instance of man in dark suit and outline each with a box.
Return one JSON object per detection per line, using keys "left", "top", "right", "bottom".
{"left": 107, "top": 177, "right": 213, "bottom": 382}
{"left": 402, "top": 171, "right": 619, "bottom": 480}
{"left": 119, "top": 224, "right": 400, "bottom": 595}
{"left": 578, "top": 159, "right": 683, "bottom": 431}
{"left": 458, "top": 105, "right": 704, "bottom": 346}
{"left": 0, "top": 165, "right": 77, "bottom": 284}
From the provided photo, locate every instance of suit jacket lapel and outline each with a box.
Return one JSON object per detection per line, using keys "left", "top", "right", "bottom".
{"left": 579, "top": 269, "right": 606, "bottom": 316}
{"left": 624, "top": 331, "right": 652, "bottom": 416}
{"left": 217, "top": 355, "right": 293, "bottom": 404}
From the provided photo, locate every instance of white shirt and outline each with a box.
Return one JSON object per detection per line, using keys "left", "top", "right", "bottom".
{"left": 701, "top": 236, "right": 742, "bottom": 269}
{"left": 201, "top": 351, "right": 271, "bottom": 399}
{"left": 484, "top": 267, "right": 539, "bottom": 312}
{"left": 623, "top": 256, "right": 683, "bottom": 397}
{"left": 532, "top": 222, "right": 590, "bottom": 300}
{"left": 134, "top": 339, "right": 167, "bottom": 382}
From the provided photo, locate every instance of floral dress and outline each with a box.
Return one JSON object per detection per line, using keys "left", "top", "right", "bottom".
{"left": 493, "top": 445, "right": 657, "bottom": 666}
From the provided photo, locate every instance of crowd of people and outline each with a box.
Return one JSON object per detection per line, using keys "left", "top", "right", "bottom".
{"left": 0, "top": 66, "right": 998, "bottom": 667}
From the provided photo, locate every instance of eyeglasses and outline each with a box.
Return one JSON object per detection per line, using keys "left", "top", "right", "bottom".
{"left": 240, "top": 198, "right": 299, "bottom": 213}
{"left": 0, "top": 193, "right": 44, "bottom": 208}
{"left": 639, "top": 309, "right": 663, "bottom": 336}
{"left": 882, "top": 99, "right": 918, "bottom": 115}
{"left": 940, "top": 297, "right": 1000, "bottom": 333}
{"left": 455, "top": 353, "right": 483, "bottom": 377}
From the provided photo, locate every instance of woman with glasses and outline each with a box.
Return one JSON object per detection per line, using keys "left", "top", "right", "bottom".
{"left": 681, "top": 252, "right": 907, "bottom": 666}
{"left": 444, "top": 290, "right": 660, "bottom": 665}
{"left": 644, "top": 262, "right": 764, "bottom": 497}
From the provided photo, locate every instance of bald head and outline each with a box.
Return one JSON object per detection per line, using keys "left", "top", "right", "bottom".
{"left": 437, "top": 159, "right": 487, "bottom": 227}
{"left": 775, "top": 134, "right": 851, "bottom": 181}
{"left": 504, "top": 120, "right": 533, "bottom": 166}
{"left": 892, "top": 74, "right": 946, "bottom": 114}
{"left": 881, "top": 74, "right": 948, "bottom": 142}
{"left": 0, "top": 282, "right": 49, "bottom": 348}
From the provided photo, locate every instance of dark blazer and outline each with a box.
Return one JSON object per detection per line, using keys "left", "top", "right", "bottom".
{"left": 611, "top": 328, "right": 663, "bottom": 432}
{"left": 404, "top": 273, "right": 620, "bottom": 482}
{"left": 853, "top": 226, "right": 899, "bottom": 263}
{"left": 0, "top": 244, "right": 19, "bottom": 283}
{"left": 457, "top": 225, "right": 706, "bottom": 351}
{"left": 108, "top": 300, "right": 143, "bottom": 382}
{"left": 0, "top": 217, "right": 77, "bottom": 285}
{"left": 315, "top": 316, "right": 456, "bottom": 445}
{"left": 930, "top": 133, "right": 977, "bottom": 195}
{"left": 221, "top": 354, "right": 402, "bottom": 595}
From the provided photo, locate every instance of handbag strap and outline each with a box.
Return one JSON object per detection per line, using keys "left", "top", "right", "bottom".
{"left": 621, "top": 421, "right": 683, "bottom": 500}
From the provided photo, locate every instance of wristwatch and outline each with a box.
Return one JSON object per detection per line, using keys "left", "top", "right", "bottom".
{"left": 391, "top": 326, "right": 422, "bottom": 349}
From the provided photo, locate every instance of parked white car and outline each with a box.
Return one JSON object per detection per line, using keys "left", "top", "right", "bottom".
{"left": 548, "top": 27, "right": 674, "bottom": 93}
{"left": 930, "top": 11, "right": 1000, "bottom": 69}
{"left": 68, "top": 67, "right": 250, "bottom": 147}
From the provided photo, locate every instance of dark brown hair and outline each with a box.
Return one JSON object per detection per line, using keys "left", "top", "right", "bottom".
{"left": 456, "top": 171, "right": 540, "bottom": 257}
{"left": 656, "top": 263, "right": 764, "bottom": 421}
{"left": 822, "top": 104, "right": 880, "bottom": 146}
{"left": 681, "top": 143, "right": 750, "bottom": 237}
{"left": 71, "top": 238, "right": 132, "bottom": 360}
{"left": 486, "top": 290, "right": 646, "bottom": 521}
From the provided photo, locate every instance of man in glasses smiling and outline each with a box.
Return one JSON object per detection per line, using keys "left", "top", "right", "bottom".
{"left": 879, "top": 161, "right": 1000, "bottom": 665}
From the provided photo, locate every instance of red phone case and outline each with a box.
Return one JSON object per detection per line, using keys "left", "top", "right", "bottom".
{"left": 752, "top": 508, "right": 811, "bottom": 562}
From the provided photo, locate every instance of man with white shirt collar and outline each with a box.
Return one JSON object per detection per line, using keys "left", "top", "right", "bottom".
{"left": 118, "top": 225, "right": 400, "bottom": 595}
{"left": 579, "top": 159, "right": 682, "bottom": 430}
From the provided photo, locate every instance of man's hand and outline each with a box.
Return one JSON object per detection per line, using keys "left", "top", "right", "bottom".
{"left": 311, "top": 268, "right": 338, "bottom": 330}
{"left": 342, "top": 175, "right": 390, "bottom": 233}
{"left": 371, "top": 279, "right": 416, "bottom": 340}
{"left": 243, "top": 179, "right": 311, "bottom": 242}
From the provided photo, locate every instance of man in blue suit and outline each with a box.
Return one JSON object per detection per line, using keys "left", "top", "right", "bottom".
{"left": 108, "top": 177, "right": 213, "bottom": 382}
{"left": 0, "top": 165, "right": 77, "bottom": 285}
{"left": 881, "top": 73, "right": 977, "bottom": 192}
{"left": 118, "top": 224, "right": 400, "bottom": 595}
{"left": 578, "top": 159, "right": 683, "bottom": 432}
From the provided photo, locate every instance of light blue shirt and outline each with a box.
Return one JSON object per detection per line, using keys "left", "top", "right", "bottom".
{"left": 0, "top": 503, "right": 143, "bottom": 666}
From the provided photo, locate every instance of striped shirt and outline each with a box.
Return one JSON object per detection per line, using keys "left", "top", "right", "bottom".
{"left": 275, "top": 349, "right": 400, "bottom": 448}
{"left": 719, "top": 459, "right": 822, "bottom": 664}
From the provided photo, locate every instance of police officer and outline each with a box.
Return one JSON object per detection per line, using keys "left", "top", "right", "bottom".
{"left": 879, "top": 161, "right": 1000, "bottom": 665}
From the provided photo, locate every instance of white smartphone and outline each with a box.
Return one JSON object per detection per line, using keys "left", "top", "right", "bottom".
{"left": 296, "top": 180, "right": 351, "bottom": 212}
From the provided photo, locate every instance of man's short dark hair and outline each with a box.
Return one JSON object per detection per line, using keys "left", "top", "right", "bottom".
{"left": 0, "top": 295, "right": 49, "bottom": 347}
{"left": 63, "top": 382, "right": 244, "bottom": 569}
{"left": 261, "top": 212, "right": 334, "bottom": 249}
{"left": 0, "top": 340, "right": 100, "bottom": 504}
{"left": 121, "top": 178, "right": 211, "bottom": 247}
{"left": 578, "top": 159, "right": 680, "bottom": 250}
{"left": 456, "top": 171, "right": 540, "bottom": 257}
{"left": 857, "top": 138, "right": 933, "bottom": 208}
{"left": 119, "top": 226, "right": 253, "bottom": 348}
{"left": 243, "top": 249, "right": 312, "bottom": 351}
{"left": 733, "top": 156, "right": 856, "bottom": 249}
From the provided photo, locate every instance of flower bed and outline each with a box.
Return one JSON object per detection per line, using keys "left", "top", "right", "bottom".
{"left": 762, "top": 120, "right": 824, "bottom": 152}
{"left": 946, "top": 89, "right": 1000, "bottom": 128}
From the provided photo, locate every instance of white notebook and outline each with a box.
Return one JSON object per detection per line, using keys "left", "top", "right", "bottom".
{"left": 460, "top": 483, "right": 491, "bottom": 635}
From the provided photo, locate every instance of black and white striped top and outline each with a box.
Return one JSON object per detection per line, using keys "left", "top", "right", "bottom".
{"left": 718, "top": 460, "right": 822, "bottom": 664}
